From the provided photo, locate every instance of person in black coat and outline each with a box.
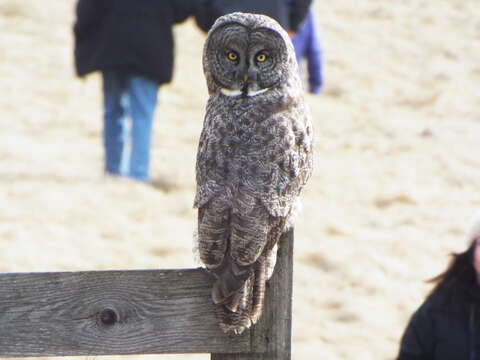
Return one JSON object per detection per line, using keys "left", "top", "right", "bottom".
{"left": 397, "top": 211, "right": 480, "bottom": 360}
{"left": 195, "top": 0, "right": 312, "bottom": 35}
{"left": 73, "top": 0, "right": 196, "bottom": 182}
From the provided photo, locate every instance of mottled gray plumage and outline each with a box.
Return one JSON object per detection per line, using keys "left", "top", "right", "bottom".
{"left": 195, "top": 12, "right": 313, "bottom": 334}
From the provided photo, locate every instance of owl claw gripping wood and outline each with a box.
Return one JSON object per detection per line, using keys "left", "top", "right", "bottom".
{"left": 195, "top": 12, "right": 313, "bottom": 335}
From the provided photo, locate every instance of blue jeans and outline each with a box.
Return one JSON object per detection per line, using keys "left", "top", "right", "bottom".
{"left": 102, "top": 69, "right": 159, "bottom": 182}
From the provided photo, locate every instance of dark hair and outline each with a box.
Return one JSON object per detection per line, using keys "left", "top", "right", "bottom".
{"left": 428, "top": 239, "right": 477, "bottom": 296}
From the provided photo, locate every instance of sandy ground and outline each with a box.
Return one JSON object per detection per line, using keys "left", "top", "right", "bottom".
{"left": 1, "top": 0, "right": 479, "bottom": 359}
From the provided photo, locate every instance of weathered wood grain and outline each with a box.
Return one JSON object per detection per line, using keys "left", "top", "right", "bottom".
{"left": 0, "top": 268, "right": 250, "bottom": 357}
{"left": 0, "top": 231, "right": 293, "bottom": 358}
{"left": 211, "top": 229, "right": 294, "bottom": 360}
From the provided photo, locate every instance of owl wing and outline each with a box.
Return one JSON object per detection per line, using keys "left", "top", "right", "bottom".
{"left": 200, "top": 186, "right": 278, "bottom": 314}
{"left": 194, "top": 106, "right": 224, "bottom": 210}
{"left": 195, "top": 105, "right": 234, "bottom": 273}
{"left": 196, "top": 125, "right": 279, "bottom": 311}
{"left": 252, "top": 109, "right": 313, "bottom": 219}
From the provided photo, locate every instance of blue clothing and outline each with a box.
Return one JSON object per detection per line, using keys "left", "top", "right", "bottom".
{"left": 292, "top": 10, "right": 323, "bottom": 94}
{"left": 102, "top": 69, "right": 159, "bottom": 182}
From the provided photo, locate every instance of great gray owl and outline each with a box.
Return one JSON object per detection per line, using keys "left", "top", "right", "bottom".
{"left": 194, "top": 12, "right": 313, "bottom": 334}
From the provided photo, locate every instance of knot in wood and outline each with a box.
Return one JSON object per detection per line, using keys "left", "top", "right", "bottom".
{"left": 99, "top": 308, "right": 118, "bottom": 326}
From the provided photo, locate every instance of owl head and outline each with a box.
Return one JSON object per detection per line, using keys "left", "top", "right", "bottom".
{"left": 203, "top": 12, "right": 300, "bottom": 98}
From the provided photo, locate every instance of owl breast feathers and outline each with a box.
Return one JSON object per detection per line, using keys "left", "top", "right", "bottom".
{"left": 194, "top": 12, "right": 313, "bottom": 334}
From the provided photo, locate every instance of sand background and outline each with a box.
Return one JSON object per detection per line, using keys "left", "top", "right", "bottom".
{"left": 1, "top": 0, "right": 479, "bottom": 359}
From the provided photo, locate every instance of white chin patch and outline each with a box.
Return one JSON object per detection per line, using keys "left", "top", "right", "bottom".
{"left": 220, "top": 88, "right": 269, "bottom": 97}
{"left": 220, "top": 88, "right": 242, "bottom": 97}
{"left": 247, "top": 88, "right": 269, "bottom": 97}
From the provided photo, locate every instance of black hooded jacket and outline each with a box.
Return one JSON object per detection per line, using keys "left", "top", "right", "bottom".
{"left": 398, "top": 283, "right": 480, "bottom": 360}
{"left": 73, "top": 0, "right": 196, "bottom": 83}
{"left": 194, "top": 0, "right": 312, "bottom": 33}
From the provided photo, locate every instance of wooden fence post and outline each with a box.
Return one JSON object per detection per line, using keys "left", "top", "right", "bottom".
{"left": 211, "top": 228, "right": 294, "bottom": 360}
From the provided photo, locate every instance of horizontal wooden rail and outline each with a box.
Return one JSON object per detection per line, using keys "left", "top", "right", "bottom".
{"left": 0, "top": 268, "right": 249, "bottom": 356}
{"left": 0, "top": 229, "right": 293, "bottom": 359}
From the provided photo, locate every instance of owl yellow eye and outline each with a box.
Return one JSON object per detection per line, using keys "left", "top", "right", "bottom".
{"left": 256, "top": 52, "right": 268, "bottom": 62}
{"left": 226, "top": 51, "right": 238, "bottom": 61}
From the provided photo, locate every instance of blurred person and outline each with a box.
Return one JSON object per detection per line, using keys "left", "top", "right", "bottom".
{"left": 73, "top": 0, "right": 196, "bottom": 183}
{"left": 397, "top": 211, "right": 480, "bottom": 360}
{"left": 195, "top": 0, "right": 312, "bottom": 35}
{"left": 291, "top": 8, "right": 323, "bottom": 94}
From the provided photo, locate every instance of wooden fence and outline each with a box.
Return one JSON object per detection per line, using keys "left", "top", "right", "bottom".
{"left": 0, "top": 230, "right": 294, "bottom": 360}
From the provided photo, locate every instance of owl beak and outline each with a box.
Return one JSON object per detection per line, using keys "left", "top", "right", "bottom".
{"left": 241, "top": 73, "right": 249, "bottom": 96}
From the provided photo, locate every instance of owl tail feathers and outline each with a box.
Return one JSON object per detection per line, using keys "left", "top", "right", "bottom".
{"left": 213, "top": 259, "right": 267, "bottom": 335}
{"left": 212, "top": 277, "right": 243, "bottom": 312}
{"left": 211, "top": 259, "right": 251, "bottom": 311}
